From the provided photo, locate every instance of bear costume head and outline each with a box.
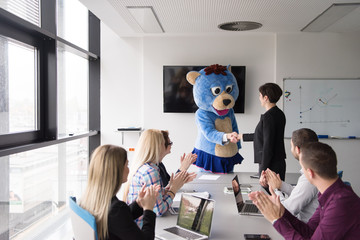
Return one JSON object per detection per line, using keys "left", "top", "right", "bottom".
{"left": 186, "top": 64, "right": 239, "bottom": 116}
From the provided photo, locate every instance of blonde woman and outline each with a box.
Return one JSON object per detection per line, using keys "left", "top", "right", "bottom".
{"left": 124, "top": 129, "right": 192, "bottom": 228}
{"left": 80, "top": 145, "right": 160, "bottom": 240}
{"left": 158, "top": 130, "right": 197, "bottom": 187}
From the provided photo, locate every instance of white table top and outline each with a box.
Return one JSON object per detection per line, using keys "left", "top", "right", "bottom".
{"left": 155, "top": 172, "right": 300, "bottom": 240}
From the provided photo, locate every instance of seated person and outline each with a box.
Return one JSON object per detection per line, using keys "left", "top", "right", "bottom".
{"left": 79, "top": 145, "right": 160, "bottom": 240}
{"left": 249, "top": 142, "right": 360, "bottom": 239}
{"left": 125, "top": 129, "right": 194, "bottom": 228}
{"left": 158, "top": 130, "right": 197, "bottom": 187}
{"left": 260, "top": 128, "right": 319, "bottom": 222}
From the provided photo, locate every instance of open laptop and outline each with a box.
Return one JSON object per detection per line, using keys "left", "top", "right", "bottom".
{"left": 232, "top": 175, "right": 262, "bottom": 216}
{"left": 156, "top": 194, "right": 215, "bottom": 240}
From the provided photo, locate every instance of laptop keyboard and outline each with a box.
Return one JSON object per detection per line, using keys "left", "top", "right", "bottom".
{"left": 243, "top": 203, "right": 259, "bottom": 213}
{"left": 165, "top": 226, "right": 204, "bottom": 239}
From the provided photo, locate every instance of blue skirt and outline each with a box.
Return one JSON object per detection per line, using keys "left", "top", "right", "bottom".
{"left": 192, "top": 148, "right": 244, "bottom": 173}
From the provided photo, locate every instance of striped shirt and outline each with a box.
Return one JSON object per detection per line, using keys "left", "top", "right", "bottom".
{"left": 126, "top": 162, "right": 173, "bottom": 228}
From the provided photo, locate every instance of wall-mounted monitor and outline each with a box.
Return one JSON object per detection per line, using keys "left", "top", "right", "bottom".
{"left": 163, "top": 65, "right": 246, "bottom": 113}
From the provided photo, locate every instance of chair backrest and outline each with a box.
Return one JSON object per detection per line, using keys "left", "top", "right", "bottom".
{"left": 69, "top": 196, "right": 98, "bottom": 240}
{"left": 337, "top": 170, "right": 351, "bottom": 186}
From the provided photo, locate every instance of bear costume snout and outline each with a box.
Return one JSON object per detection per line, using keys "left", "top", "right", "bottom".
{"left": 212, "top": 92, "right": 235, "bottom": 115}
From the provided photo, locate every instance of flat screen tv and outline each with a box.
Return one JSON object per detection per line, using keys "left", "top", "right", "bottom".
{"left": 163, "top": 65, "right": 245, "bottom": 113}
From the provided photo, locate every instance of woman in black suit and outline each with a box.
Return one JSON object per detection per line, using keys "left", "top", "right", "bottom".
{"left": 240, "top": 83, "right": 287, "bottom": 180}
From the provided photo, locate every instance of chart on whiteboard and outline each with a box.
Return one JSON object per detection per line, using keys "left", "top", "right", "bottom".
{"left": 283, "top": 79, "right": 360, "bottom": 138}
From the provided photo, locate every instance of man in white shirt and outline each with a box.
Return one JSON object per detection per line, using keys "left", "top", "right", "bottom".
{"left": 259, "top": 128, "right": 319, "bottom": 222}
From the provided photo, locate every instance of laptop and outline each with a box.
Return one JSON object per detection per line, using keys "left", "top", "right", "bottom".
{"left": 156, "top": 194, "right": 215, "bottom": 240}
{"left": 232, "top": 175, "right": 262, "bottom": 216}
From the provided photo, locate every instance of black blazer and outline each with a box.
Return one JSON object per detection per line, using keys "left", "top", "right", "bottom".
{"left": 107, "top": 196, "right": 156, "bottom": 240}
{"left": 243, "top": 106, "right": 286, "bottom": 179}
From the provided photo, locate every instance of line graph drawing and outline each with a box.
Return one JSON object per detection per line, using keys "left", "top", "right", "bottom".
{"left": 283, "top": 79, "right": 360, "bottom": 138}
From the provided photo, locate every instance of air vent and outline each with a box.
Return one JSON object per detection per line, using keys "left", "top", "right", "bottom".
{"left": 218, "top": 21, "right": 262, "bottom": 31}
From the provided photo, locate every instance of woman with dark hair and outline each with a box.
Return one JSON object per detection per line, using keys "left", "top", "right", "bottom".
{"left": 239, "top": 83, "right": 287, "bottom": 180}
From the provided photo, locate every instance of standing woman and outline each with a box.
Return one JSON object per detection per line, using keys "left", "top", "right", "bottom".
{"left": 240, "top": 83, "right": 287, "bottom": 180}
{"left": 124, "top": 129, "right": 190, "bottom": 228}
{"left": 79, "top": 144, "right": 160, "bottom": 240}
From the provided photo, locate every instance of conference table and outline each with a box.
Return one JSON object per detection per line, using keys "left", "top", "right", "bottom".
{"left": 155, "top": 172, "right": 300, "bottom": 240}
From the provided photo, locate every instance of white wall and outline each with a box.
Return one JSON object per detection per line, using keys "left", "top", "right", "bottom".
{"left": 276, "top": 32, "right": 360, "bottom": 195}
{"left": 141, "top": 35, "right": 276, "bottom": 174}
{"left": 101, "top": 23, "right": 360, "bottom": 194}
{"left": 100, "top": 23, "right": 143, "bottom": 160}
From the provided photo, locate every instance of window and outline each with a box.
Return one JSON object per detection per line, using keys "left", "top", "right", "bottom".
{"left": 0, "top": 0, "right": 40, "bottom": 26}
{"left": 0, "top": 36, "right": 38, "bottom": 135}
{"left": 57, "top": 0, "right": 89, "bottom": 50}
{"left": 57, "top": 49, "right": 89, "bottom": 137}
{"left": 6, "top": 138, "right": 88, "bottom": 239}
{"left": 0, "top": 0, "right": 100, "bottom": 239}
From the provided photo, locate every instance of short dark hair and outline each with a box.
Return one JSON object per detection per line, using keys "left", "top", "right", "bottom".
{"left": 300, "top": 142, "right": 337, "bottom": 179}
{"left": 259, "top": 83, "right": 283, "bottom": 103}
{"left": 292, "top": 128, "right": 318, "bottom": 149}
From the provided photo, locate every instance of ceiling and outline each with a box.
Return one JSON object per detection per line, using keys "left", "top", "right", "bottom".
{"left": 80, "top": 0, "right": 360, "bottom": 37}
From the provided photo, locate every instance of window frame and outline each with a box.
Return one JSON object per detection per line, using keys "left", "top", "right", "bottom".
{"left": 0, "top": 2, "right": 100, "bottom": 238}
{"left": 0, "top": 2, "right": 100, "bottom": 158}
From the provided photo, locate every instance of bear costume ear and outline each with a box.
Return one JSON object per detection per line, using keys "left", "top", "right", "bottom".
{"left": 186, "top": 71, "right": 201, "bottom": 85}
{"left": 227, "top": 64, "right": 232, "bottom": 72}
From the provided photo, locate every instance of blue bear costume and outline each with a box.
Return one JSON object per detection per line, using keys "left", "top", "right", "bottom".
{"left": 186, "top": 64, "right": 243, "bottom": 173}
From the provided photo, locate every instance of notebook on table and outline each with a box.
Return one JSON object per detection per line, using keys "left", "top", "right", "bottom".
{"left": 232, "top": 175, "right": 262, "bottom": 216}
{"left": 156, "top": 194, "right": 215, "bottom": 240}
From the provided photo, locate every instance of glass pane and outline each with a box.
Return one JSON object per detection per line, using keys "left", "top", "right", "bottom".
{"left": 0, "top": 36, "right": 38, "bottom": 135}
{"left": 0, "top": 0, "right": 40, "bottom": 26}
{"left": 57, "top": 0, "right": 89, "bottom": 50}
{"left": 0, "top": 138, "right": 89, "bottom": 239}
{"left": 57, "top": 48, "right": 89, "bottom": 137}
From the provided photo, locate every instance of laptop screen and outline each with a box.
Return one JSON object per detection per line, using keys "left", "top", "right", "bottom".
{"left": 176, "top": 194, "right": 215, "bottom": 236}
{"left": 232, "top": 175, "right": 245, "bottom": 212}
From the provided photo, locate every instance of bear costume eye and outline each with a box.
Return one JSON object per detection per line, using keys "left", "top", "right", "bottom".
{"left": 211, "top": 86, "right": 221, "bottom": 96}
{"left": 225, "top": 85, "right": 233, "bottom": 93}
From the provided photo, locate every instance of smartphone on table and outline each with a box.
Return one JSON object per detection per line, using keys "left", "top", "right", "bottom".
{"left": 244, "top": 234, "right": 271, "bottom": 240}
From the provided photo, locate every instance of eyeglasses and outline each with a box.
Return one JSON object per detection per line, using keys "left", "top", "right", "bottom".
{"left": 166, "top": 141, "right": 173, "bottom": 147}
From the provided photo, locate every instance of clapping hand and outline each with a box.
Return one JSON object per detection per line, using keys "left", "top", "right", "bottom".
{"left": 136, "top": 184, "right": 161, "bottom": 211}
{"left": 265, "top": 169, "right": 282, "bottom": 190}
{"left": 179, "top": 153, "right": 197, "bottom": 172}
{"left": 259, "top": 170, "right": 268, "bottom": 188}
{"left": 248, "top": 187, "right": 285, "bottom": 223}
{"left": 168, "top": 171, "right": 189, "bottom": 194}
{"left": 184, "top": 172, "right": 197, "bottom": 183}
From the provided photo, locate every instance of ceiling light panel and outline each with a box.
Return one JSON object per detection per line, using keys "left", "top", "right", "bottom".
{"left": 302, "top": 3, "right": 360, "bottom": 32}
{"left": 127, "top": 6, "right": 164, "bottom": 33}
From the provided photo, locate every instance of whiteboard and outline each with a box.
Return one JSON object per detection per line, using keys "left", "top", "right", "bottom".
{"left": 283, "top": 78, "right": 360, "bottom": 138}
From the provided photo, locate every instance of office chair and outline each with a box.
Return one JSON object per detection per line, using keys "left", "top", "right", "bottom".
{"left": 69, "top": 196, "right": 98, "bottom": 240}
{"left": 337, "top": 170, "right": 351, "bottom": 186}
